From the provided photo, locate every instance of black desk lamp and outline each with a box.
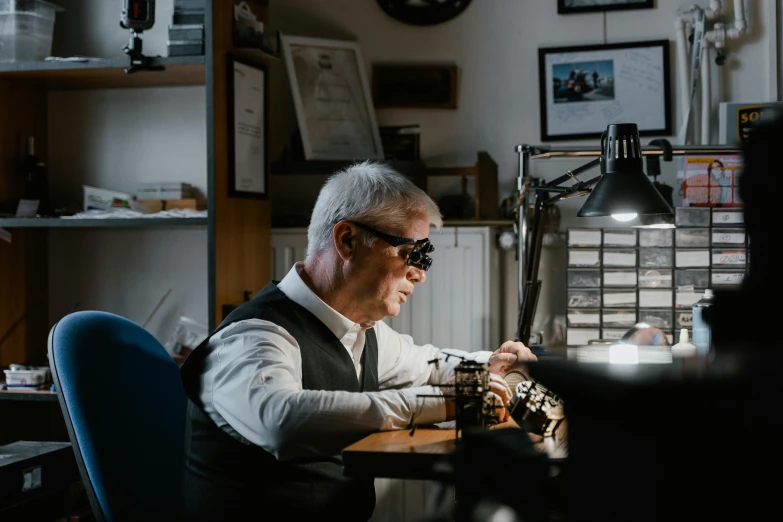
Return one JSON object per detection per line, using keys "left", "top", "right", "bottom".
{"left": 515, "top": 123, "right": 673, "bottom": 344}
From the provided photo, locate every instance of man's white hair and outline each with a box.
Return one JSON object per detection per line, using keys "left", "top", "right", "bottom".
{"left": 306, "top": 161, "right": 443, "bottom": 259}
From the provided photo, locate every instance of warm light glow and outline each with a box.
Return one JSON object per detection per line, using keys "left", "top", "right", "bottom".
{"left": 636, "top": 223, "right": 676, "bottom": 229}
{"left": 569, "top": 345, "right": 673, "bottom": 364}
{"left": 609, "top": 344, "right": 640, "bottom": 364}
{"left": 612, "top": 213, "right": 638, "bottom": 222}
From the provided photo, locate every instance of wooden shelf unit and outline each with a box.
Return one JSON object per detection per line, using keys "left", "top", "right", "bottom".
{"left": 0, "top": 0, "right": 273, "bottom": 371}
{"left": 426, "top": 151, "right": 500, "bottom": 221}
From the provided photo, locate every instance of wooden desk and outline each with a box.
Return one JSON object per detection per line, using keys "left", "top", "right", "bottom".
{"left": 343, "top": 427, "right": 457, "bottom": 480}
{"left": 342, "top": 420, "right": 567, "bottom": 480}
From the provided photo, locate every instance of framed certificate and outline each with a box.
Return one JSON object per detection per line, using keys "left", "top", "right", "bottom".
{"left": 280, "top": 34, "right": 384, "bottom": 160}
{"left": 227, "top": 55, "right": 268, "bottom": 198}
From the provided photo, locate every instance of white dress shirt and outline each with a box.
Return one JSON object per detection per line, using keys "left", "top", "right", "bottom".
{"left": 198, "top": 263, "right": 492, "bottom": 460}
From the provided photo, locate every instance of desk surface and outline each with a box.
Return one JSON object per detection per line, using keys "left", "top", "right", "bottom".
{"left": 342, "top": 420, "right": 567, "bottom": 480}
{"left": 343, "top": 427, "right": 456, "bottom": 480}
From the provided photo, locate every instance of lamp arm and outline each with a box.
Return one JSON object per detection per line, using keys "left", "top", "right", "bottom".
{"left": 515, "top": 154, "right": 602, "bottom": 345}
{"left": 543, "top": 157, "right": 602, "bottom": 188}
{"left": 517, "top": 192, "right": 548, "bottom": 344}
{"left": 516, "top": 146, "right": 532, "bottom": 343}
{"left": 543, "top": 174, "right": 602, "bottom": 206}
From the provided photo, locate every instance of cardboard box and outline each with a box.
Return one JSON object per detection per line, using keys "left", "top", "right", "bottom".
{"left": 136, "top": 199, "right": 203, "bottom": 213}
{"left": 165, "top": 198, "right": 203, "bottom": 210}
{"left": 137, "top": 200, "right": 165, "bottom": 213}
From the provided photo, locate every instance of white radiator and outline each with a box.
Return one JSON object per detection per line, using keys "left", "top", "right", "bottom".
{"left": 270, "top": 228, "right": 309, "bottom": 282}
{"left": 384, "top": 227, "right": 494, "bottom": 352}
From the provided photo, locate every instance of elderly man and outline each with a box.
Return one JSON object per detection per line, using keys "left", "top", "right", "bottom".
{"left": 179, "top": 161, "right": 536, "bottom": 521}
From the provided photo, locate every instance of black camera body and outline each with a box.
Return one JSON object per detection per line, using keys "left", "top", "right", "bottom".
{"left": 121, "top": 0, "right": 156, "bottom": 32}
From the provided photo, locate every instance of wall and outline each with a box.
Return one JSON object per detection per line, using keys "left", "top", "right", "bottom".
{"left": 45, "top": 0, "right": 209, "bottom": 343}
{"left": 269, "top": 0, "right": 780, "bottom": 345}
{"left": 42, "top": 1, "right": 779, "bottom": 345}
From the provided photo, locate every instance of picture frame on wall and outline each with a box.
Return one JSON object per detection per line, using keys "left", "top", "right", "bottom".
{"left": 280, "top": 33, "right": 384, "bottom": 160}
{"left": 557, "top": 0, "right": 654, "bottom": 14}
{"left": 227, "top": 54, "right": 269, "bottom": 198}
{"left": 372, "top": 63, "right": 458, "bottom": 109}
{"left": 538, "top": 39, "right": 671, "bottom": 141}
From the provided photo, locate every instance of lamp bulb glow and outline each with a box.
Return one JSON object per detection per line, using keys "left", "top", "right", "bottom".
{"left": 611, "top": 213, "right": 637, "bottom": 222}
{"left": 643, "top": 223, "right": 676, "bottom": 229}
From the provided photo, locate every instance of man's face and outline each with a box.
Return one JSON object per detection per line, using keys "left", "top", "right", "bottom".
{"left": 347, "top": 214, "right": 431, "bottom": 322}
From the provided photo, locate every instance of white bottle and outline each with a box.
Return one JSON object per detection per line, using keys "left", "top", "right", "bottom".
{"left": 691, "top": 289, "right": 715, "bottom": 356}
{"left": 671, "top": 328, "right": 697, "bottom": 357}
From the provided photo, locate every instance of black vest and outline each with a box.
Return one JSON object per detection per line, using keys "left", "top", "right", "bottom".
{"left": 179, "top": 282, "right": 379, "bottom": 522}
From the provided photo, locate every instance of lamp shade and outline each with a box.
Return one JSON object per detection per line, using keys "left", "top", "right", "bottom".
{"left": 577, "top": 123, "right": 674, "bottom": 218}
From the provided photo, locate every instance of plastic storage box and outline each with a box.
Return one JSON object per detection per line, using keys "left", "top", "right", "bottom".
{"left": 0, "top": 0, "right": 63, "bottom": 62}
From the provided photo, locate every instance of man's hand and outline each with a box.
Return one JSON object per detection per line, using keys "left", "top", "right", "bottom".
{"left": 487, "top": 340, "right": 537, "bottom": 378}
{"left": 624, "top": 325, "right": 669, "bottom": 346}
{"left": 487, "top": 372, "right": 513, "bottom": 423}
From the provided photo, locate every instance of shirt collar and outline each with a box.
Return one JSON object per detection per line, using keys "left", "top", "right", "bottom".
{"left": 277, "top": 263, "right": 373, "bottom": 341}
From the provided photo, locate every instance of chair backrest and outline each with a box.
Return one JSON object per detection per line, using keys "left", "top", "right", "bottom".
{"left": 48, "top": 310, "right": 187, "bottom": 522}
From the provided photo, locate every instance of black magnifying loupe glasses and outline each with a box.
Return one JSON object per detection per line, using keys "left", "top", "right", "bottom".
{"left": 350, "top": 221, "right": 435, "bottom": 271}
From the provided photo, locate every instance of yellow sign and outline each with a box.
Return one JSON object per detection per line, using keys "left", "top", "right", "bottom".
{"left": 736, "top": 105, "right": 779, "bottom": 144}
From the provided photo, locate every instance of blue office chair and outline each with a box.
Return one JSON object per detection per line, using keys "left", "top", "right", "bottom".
{"left": 48, "top": 310, "right": 187, "bottom": 522}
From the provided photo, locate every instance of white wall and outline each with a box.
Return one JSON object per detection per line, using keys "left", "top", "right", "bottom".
{"left": 52, "top": 0, "right": 175, "bottom": 59}
{"left": 46, "top": 0, "right": 209, "bottom": 343}
{"left": 269, "top": 0, "right": 780, "bottom": 345}
{"left": 270, "top": 0, "right": 776, "bottom": 195}
{"left": 44, "top": 0, "right": 779, "bottom": 345}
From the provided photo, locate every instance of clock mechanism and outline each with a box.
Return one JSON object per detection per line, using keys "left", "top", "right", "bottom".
{"left": 376, "top": 0, "right": 472, "bottom": 26}
{"left": 507, "top": 378, "right": 566, "bottom": 438}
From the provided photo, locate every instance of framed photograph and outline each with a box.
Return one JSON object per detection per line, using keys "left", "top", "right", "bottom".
{"left": 227, "top": 54, "right": 268, "bottom": 198}
{"left": 557, "top": 0, "right": 654, "bottom": 14}
{"left": 280, "top": 34, "right": 384, "bottom": 160}
{"left": 538, "top": 39, "right": 671, "bottom": 141}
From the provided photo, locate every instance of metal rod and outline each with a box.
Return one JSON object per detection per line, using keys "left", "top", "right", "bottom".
{"left": 537, "top": 186, "right": 576, "bottom": 194}
{"left": 519, "top": 194, "right": 546, "bottom": 345}
{"left": 516, "top": 145, "right": 530, "bottom": 335}
{"left": 544, "top": 157, "right": 601, "bottom": 188}
{"left": 528, "top": 145, "right": 742, "bottom": 159}
{"left": 527, "top": 193, "right": 546, "bottom": 284}
{"left": 543, "top": 175, "right": 602, "bottom": 206}
{"left": 527, "top": 195, "right": 546, "bottom": 307}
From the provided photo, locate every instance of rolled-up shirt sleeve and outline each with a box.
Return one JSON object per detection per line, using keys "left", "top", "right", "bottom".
{"left": 204, "top": 319, "right": 491, "bottom": 460}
